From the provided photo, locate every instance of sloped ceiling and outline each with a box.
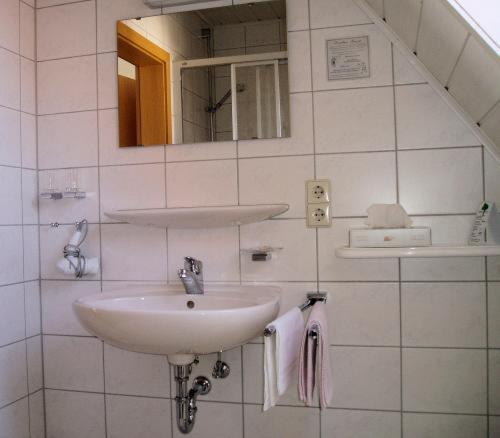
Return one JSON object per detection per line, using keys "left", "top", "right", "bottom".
{"left": 360, "top": 0, "right": 500, "bottom": 162}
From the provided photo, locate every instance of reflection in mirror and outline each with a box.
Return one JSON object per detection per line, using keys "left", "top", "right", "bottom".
{"left": 117, "top": 0, "right": 289, "bottom": 147}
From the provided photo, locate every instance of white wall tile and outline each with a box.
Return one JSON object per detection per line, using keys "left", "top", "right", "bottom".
{"left": 27, "top": 336, "right": 43, "bottom": 393}
{"left": 448, "top": 36, "right": 500, "bottom": 121}
{"left": 238, "top": 92, "right": 314, "bottom": 158}
{"left": 22, "top": 169, "right": 38, "bottom": 225}
{"left": 100, "top": 163, "right": 166, "bottom": 221}
{"left": 287, "top": 31, "right": 311, "bottom": 93}
{"left": 402, "top": 282, "right": 486, "bottom": 347}
{"left": 44, "top": 335, "right": 104, "bottom": 392}
{"left": 98, "top": 109, "right": 165, "bottom": 165}
{"left": 37, "top": 0, "right": 96, "bottom": 61}
{"left": 0, "top": 107, "right": 21, "bottom": 167}
{"left": 20, "top": 2, "right": 35, "bottom": 60}
{"left": 104, "top": 344, "right": 170, "bottom": 397}
{"left": 0, "top": 284, "right": 25, "bottom": 347}
{"left": 0, "top": 0, "right": 19, "bottom": 53}
{"left": 286, "top": 0, "right": 309, "bottom": 32}
{"left": 21, "top": 113, "right": 37, "bottom": 169}
{"left": 396, "top": 84, "right": 480, "bottom": 149}
{"left": 322, "top": 409, "right": 401, "bottom": 438}
{"left": 38, "top": 56, "right": 97, "bottom": 114}
{"left": 244, "top": 404, "right": 319, "bottom": 438}
{"left": 316, "top": 152, "right": 397, "bottom": 216}
{"left": 318, "top": 218, "right": 399, "bottom": 281}
{"left": 330, "top": 346, "right": 401, "bottom": 410}
{"left": 166, "top": 160, "right": 237, "bottom": 207}
{"left": 398, "top": 148, "right": 483, "bottom": 214}
{"left": 0, "top": 341, "right": 27, "bottom": 406}
{"left": 42, "top": 280, "right": 100, "bottom": 336}
{"left": 101, "top": 224, "right": 167, "bottom": 281}
{"left": 97, "top": 52, "right": 117, "bottom": 109}
{"left": 0, "top": 226, "right": 24, "bottom": 286}
{"left": 403, "top": 348, "right": 486, "bottom": 414}
{"left": 393, "top": 47, "right": 426, "bottom": 85}
{"left": 0, "top": 398, "right": 29, "bottom": 438}
{"left": 40, "top": 223, "right": 100, "bottom": 280}
{"left": 489, "top": 282, "right": 500, "bottom": 348}
{"left": 314, "top": 87, "right": 395, "bottom": 153}
{"left": 213, "top": 24, "right": 245, "bottom": 50}
{"left": 20, "top": 58, "right": 35, "bottom": 114}
{"left": 239, "top": 155, "right": 313, "bottom": 217}
{"left": 38, "top": 167, "right": 99, "bottom": 224}
{"left": 106, "top": 395, "right": 171, "bottom": 438}
{"left": 310, "top": 0, "right": 371, "bottom": 29}
{"left": 45, "top": 389, "right": 105, "bottom": 438}
{"left": 25, "top": 281, "right": 41, "bottom": 338}
{"left": 490, "top": 350, "right": 500, "bottom": 415}
{"left": 246, "top": 21, "right": 280, "bottom": 47}
{"left": 97, "top": 0, "right": 158, "bottom": 53}
{"left": 321, "top": 282, "right": 400, "bottom": 346}
{"left": 172, "top": 400, "right": 242, "bottom": 438}
{"left": 403, "top": 412, "right": 487, "bottom": 438}
{"left": 311, "top": 25, "right": 392, "bottom": 91}
{"left": 0, "top": 48, "right": 20, "bottom": 110}
{"left": 29, "top": 391, "right": 45, "bottom": 438}
{"left": 23, "top": 225, "right": 40, "bottom": 281}
{"left": 166, "top": 141, "right": 236, "bottom": 162}
{"left": 0, "top": 166, "right": 22, "bottom": 225}
{"left": 38, "top": 111, "right": 99, "bottom": 169}
{"left": 241, "top": 219, "right": 316, "bottom": 282}
{"left": 385, "top": 0, "right": 422, "bottom": 50}
{"left": 489, "top": 258, "right": 500, "bottom": 281}
{"left": 481, "top": 103, "right": 500, "bottom": 149}
{"left": 401, "top": 215, "right": 485, "bottom": 281}
{"left": 168, "top": 226, "right": 239, "bottom": 282}
{"left": 485, "top": 150, "right": 500, "bottom": 208}
{"left": 416, "top": 0, "right": 468, "bottom": 85}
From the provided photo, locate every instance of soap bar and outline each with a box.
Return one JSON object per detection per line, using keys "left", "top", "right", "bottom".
{"left": 349, "top": 227, "right": 431, "bottom": 248}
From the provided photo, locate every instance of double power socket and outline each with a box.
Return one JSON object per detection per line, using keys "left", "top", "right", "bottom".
{"left": 306, "top": 179, "right": 331, "bottom": 227}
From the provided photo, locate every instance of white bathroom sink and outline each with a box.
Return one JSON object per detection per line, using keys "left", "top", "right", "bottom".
{"left": 73, "top": 284, "right": 280, "bottom": 364}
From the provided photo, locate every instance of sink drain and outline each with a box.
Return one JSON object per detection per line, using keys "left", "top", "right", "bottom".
{"left": 186, "top": 300, "right": 195, "bottom": 309}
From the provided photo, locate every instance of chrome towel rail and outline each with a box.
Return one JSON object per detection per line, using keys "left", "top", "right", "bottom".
{"left": 263, "top": 292, "right": 327, "bottom": 337}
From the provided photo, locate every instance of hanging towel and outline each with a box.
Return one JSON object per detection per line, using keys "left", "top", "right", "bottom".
{"left": 298, "top": 302, "right": 333, "bottom": 409}
{"left": 264, "top": 307, "right": 304, "bottom": 411}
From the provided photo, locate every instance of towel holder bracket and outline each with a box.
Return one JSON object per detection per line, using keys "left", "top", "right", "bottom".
{"left": 264, "top": 292, "right": 327, "bottom": 337}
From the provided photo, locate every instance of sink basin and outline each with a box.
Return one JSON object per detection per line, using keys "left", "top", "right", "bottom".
{"left": 73, "top": 284, "right": 280, "bottom": 364}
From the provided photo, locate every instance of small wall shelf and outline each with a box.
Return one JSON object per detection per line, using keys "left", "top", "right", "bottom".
{"left": 335, "top": 245, "right": 500, "bottom": 259}
{"left": 104, "top": 204, "right": 289, "bottom": 229}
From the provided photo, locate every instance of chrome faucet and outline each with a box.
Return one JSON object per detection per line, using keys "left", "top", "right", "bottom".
{"left": 178, "top": 256, "right": 204, "bottom": 295}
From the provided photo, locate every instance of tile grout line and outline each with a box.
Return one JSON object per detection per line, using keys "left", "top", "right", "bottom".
{"left": 93, "top": 0, "right": 109, "bottom": 435}
{"left": 482, "top": 145, "right": 490, "bottom": 437}
{"left": 17, "top": 0, "right": 33, "bottom": 432}
{"left": 306, "top": 0, "right": 323, "bottom": 433}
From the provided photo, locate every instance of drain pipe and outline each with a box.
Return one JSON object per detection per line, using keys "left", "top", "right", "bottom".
{"left": 174, "top": 364, "right": 211, "bottom": 434}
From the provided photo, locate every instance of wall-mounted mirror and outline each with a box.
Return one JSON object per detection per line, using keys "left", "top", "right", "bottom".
{"left": 117, "top": 0, "right": 289, "bottom": 147}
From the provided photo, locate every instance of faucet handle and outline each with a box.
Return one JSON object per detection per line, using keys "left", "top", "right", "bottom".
{"left": 184, "top": 257, "right": 202, "bottom": 275}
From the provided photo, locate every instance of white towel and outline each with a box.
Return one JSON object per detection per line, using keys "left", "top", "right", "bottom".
{"left": 264, "top": 308, "right": 304, "bottom": 411}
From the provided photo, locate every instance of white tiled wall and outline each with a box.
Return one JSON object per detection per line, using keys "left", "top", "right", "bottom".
{"left": 0, "top": 0, "right": 44, "bottom": 436}
{"left": 6, "top": 0, "right": 496, "bottom": 437}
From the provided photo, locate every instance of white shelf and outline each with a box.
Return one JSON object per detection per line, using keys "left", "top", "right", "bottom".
{"left": 104, "top": 204, "right": 289, "bottom": 229}
{"left": 335, "top": 245, "right": 500, "bottom": 259}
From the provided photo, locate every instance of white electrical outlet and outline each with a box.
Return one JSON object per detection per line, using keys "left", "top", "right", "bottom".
{"left": 306, "top": 179, "right": 331, "bottom": 204}
{"left": 307, "top": 203, "right": 331, "bottom": 227}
